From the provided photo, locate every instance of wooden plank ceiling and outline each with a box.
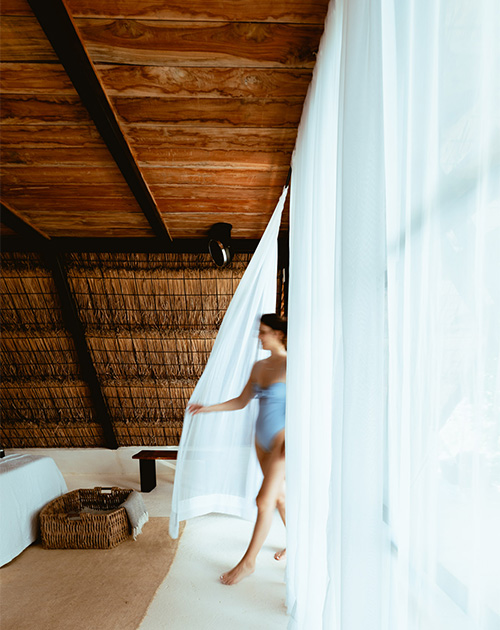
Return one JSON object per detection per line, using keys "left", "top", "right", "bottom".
{"left": 0, "top": 0, "right": 328, "bottom": 243}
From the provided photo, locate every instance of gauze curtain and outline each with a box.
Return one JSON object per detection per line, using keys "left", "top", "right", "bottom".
{"left": 286, "top": 1, "right": 387, "bottom": 627}
{"left": 383, "top": 0, "right": 500, "bottom": 628}
{"left": 169, "top": 186, "right": 287, "bottom": 539}
{"left": 286, "top": 0, "right": 500, "bottom": 628}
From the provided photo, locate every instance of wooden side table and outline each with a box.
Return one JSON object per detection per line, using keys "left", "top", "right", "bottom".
{"left": 132, "top": 450, "right": 178, "bottom": 492}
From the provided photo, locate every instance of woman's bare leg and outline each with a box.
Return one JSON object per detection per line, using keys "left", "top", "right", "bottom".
{"left": 276, "top": 482, "right": 286, "bottom": 525}
{"left": 257, "top": 442, "right": 287, "bottom": 562}
{"left": 255, "top": 441, "right": 269, "bottom": 475}
{"left": 274, "top": 480, "right": 286, "bottom": 560}
{"left": 220, "top": 431, "right": 285, "bottom": 585}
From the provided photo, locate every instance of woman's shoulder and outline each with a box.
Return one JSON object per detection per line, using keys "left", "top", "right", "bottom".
{"left": 250, "top": 360, "right": 265, "bottom": 379}
{"left": 253, "top": 358, "right": 267, "bottom": 369}
{"left": 253, "top": 355, "right": 286, "bottom": 369}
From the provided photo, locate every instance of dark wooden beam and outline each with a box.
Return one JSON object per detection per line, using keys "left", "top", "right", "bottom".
{"left": 1, "top": 203, "right": 119, "bottom": 449}
{"left": 53, "top": 237, "right": 267, "bottom": 254}
{"left": 1, "top": 235, "right": 289, "bottom": 257}
{"left": 1, "top": 201, "right": 52, "bottom": 250}
{"left": 26, "top": 0, "right": 172, "bottom": 243}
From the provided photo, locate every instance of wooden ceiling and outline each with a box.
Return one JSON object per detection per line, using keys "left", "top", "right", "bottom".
{"left": 0, "top": 0, "right": 328, "bottom": 245}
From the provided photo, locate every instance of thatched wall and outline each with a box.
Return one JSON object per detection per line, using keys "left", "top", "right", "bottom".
{"left": 0, "top": 251, "right": 256, "bottom": 448}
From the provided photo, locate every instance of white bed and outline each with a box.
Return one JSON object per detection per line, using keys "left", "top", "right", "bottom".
{"left": 0, "top": 453, "right": 68, "bottom": 567}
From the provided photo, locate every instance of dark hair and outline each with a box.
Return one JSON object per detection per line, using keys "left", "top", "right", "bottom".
{"left": 260, "top": 313, "right": 287, "bottom": 346}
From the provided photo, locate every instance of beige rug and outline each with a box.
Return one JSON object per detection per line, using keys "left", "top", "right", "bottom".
{"left": 0, "top": 518, "right": 184, "bottom": 630}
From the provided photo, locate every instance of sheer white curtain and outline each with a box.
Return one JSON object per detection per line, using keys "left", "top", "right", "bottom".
{"left": 383, "top": 1, "right": 500, "bottom": 627}
{"left": 170, "top": 187, "right": 287, "bottom": 539}
{"left": 286, "top": 0, "right": 500, "bottom": 628}
{"left": 286, "top": 1, "right": 386, "bottom": 627}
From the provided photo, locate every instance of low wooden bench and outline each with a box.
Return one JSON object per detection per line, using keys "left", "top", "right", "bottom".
{"left": 132, "top": 449, "right": 178, "bottom": 493}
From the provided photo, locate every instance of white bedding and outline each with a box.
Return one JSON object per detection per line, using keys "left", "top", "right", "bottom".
{"left": 0, "top": 453, "right": 68, "bottom": 566}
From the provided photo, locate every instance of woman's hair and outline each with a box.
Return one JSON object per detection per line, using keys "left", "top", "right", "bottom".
{"left": 260, "top": 313, "right": 287, "bottom": 346}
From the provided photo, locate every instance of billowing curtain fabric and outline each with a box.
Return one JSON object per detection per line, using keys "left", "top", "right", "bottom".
{"left": 169, "top": 187, "right": 287, "bottom": 539}
{"left": 286, "top": 0, "right": 499, "bottom": 628}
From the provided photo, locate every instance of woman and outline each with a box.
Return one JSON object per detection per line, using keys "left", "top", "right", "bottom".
{"left": 188, "top": 313, "right": 287, "bottom": 585}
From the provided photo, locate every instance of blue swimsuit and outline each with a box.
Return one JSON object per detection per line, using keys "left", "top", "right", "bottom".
{"left": 253, "top": 382, "right": 286, "bottom": 452}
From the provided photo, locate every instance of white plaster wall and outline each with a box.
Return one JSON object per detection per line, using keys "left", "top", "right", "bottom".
{"left": 8, "top": 447, "right": 177, "bottom": 478}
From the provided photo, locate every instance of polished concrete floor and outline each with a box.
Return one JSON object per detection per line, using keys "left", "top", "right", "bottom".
{"left": 12, "top": 448, "right": 289, "bottom": 630}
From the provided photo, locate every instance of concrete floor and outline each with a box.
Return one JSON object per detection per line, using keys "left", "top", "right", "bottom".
{"left": 11, "top": 448, "right": 289, "bottom": 630}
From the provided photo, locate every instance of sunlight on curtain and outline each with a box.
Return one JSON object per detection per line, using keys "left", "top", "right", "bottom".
{"left": 169, "top": 187, "right": 287, "bottom": 539}
{"left": 383, "top": 1, "right": 500, "bottom": 627}
{"left": 286, "top": 0, "right": 500, "bottom": 628}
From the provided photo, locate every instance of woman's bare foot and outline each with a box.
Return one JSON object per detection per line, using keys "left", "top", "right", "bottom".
{"left": 220, "top": 560, "right": 255, "bottom": 585}
{"left": 274, "top": 548, "right": 286, "bottom": 561}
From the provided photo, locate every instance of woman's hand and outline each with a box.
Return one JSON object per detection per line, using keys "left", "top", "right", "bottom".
{"left": 188, "top": 402, "right": 207, "bottom": 415}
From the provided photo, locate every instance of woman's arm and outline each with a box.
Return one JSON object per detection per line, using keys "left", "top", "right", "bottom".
{"left": 188, "top": 365, "right": 258, "bottom": 416}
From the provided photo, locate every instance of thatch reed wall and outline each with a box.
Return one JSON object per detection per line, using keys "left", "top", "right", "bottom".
{"left": 0, "top": 251, "right": 253, "bottom": 448}
{"left": 1, "top": 331, "right": 80, "bottom": 380}
{"left": 89, "top": 330, "right": 215, "bottom": 380}
{"left": 0, "top": 256, "right": 63, "bottom": 329}
{"left": 4, "top": 423, "right": 105, "bottom": 448}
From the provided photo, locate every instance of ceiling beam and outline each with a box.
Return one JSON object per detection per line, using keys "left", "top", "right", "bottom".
{"left": 1, "top": 203, "right": 119, "bottom": 450}
{"left": 1, "top": 176, "right": 291, "bottom": 257}
{"left": 53, "top": 237, "right": 265, "bottom": 254}
{"left": 26, "top": 0, "right": 172, "bottom": 244}
{"left": 1, "top": 201, "right": 52, "bottom": 249}
{"left": 1, "top": 235, "right": 289, "bottom": 263}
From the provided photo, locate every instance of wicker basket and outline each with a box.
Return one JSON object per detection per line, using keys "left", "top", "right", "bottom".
{"left": 40, "top": 487, "right": 132, "bottom": 549}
